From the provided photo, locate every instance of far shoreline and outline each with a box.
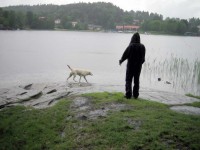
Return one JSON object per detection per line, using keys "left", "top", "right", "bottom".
{"left": 0, "top": 29, "right": 199, "bottom": 37}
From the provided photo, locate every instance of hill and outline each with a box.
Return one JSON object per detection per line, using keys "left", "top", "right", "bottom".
{"left": 0, "top": 2, "right": 200, "bottom": 35}
{"left": 3, "top": 2, "right": 160, "bottom": 29}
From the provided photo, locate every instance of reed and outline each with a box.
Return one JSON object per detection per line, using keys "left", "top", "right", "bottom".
{"left": 142, "top": 55, "right": 200, "bottom": 95}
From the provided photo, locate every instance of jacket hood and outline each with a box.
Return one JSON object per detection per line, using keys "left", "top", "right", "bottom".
{"left": 130, "top": 32, "right": 140, "bottom": 44}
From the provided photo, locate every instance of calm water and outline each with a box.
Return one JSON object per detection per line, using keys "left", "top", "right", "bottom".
{"left": 0, "top": 31, "right": 200, "bottom": 95}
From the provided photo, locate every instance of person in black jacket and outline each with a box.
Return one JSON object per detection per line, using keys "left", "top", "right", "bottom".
{"left": 119, "top": 32, "right": 145, "bottom": 99}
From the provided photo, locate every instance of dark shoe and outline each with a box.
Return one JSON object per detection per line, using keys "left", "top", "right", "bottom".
{"left": 124, "top": 95, "right": 131, "bottom": 99}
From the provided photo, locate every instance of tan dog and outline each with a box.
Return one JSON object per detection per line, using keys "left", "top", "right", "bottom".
{"left": 67, "top": 65, "right": 93, "bottom": 83}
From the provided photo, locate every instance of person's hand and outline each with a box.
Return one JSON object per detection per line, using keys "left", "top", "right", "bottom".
{"left": 119, "top": 60, "right": 122, "bottom": 66}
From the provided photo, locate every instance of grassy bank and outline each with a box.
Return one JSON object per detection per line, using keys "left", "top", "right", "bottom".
{"left": 186, "top": 94, "right": 200, "bottom": 100}
{"left": 0, "top": 92, "right": 200, "bottom": 149}
{"left": 185, "top": 94, "right": 200, "bottom": 108}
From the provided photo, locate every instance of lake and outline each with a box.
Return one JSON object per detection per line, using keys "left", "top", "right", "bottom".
{"left": 0, "top": 31, "right": 199, "bottom": 95}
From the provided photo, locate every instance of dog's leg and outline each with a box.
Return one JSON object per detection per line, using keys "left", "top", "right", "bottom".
{"left": 67, "top": 73, "right": 73, "bottom": 81}
{"left": 83, "top": 76, "right": 88, "bottom": 83}
{"left": 73, "top": 75, "right": 77, "bottom": 82}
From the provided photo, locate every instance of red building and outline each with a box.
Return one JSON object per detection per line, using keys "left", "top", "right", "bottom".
{"left": 116, "top": 25, "right": 140, "bottom": 31}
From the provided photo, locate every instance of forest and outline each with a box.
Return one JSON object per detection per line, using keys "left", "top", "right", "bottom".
{"left": 0, "top": 2, "right": 200, "bottom": 35}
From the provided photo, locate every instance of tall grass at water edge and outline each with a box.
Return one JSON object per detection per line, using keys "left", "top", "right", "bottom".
{"left": 142, "top": 55, "right": 200, "bottom": 95}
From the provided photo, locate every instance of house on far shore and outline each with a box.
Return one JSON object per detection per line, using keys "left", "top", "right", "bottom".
{"left": 55, "top": 19, "right": 61, "bottom": 25}
{"left": 88, "top": 24, "right": 102, "bottom": 31}
{"left": 116, "top": 25, "right": 140, "bottom": 32}
{"left": 71, "top": 22, "right": 78, "bottom": 27}
{"left": 38, "top": 16, "right": 46, "bottom": 20}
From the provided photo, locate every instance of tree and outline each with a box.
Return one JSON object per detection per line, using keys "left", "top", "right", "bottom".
{"left": 176, "top": 20, "right": 187, "bottom": 34}
{"left": 8, "top": 11, "right": 16, "bottom": 28}
{"left": 26, "top": 11, "right": 34, "bottom": 28}
{"left": 16, "top": 11, "right": 25, "bottom": 29}
{"left": 63, "top": 22, "right": 72, "bottom": 29}
{"left": 0, "top": 8, "right": 4, "bottom": 26}
{"left": 1, "top": 2, "right": 199, "bottom": 33}
{"left": 188, "top": 18, "right": 200, "bottom": 33}
{"left": 123, "top": 11, "right": 133, "bottom": 24}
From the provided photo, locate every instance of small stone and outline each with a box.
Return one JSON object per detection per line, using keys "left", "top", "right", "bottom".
{"left": 165, "top": 81, "right": 171, "bottom": 84}
{"left": 78, "top": 115, "right": 88, "bottom": 120}
{"left": 66, "top": 115, "right": 72, "bottom": 120}
{"left": 61, "top": 131, "right": 65, "bottom": 138}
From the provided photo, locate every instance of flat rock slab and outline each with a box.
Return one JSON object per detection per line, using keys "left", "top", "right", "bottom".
{"left": 139, "top": 90, "right": 200, "bottom": 105}
{"left": 0, "top": 82, "right": 200, "bottom": 116}
{"left": 0, "top": 83, "right": 72, "bottom": 109}
{"left": 170, "top": 106, "right": 200, "bottom": 115}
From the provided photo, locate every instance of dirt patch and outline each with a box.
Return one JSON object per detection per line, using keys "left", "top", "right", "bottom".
{"left": 159, "top": 131, "right": 190, "bottom": 149}
{"left": 70, "top": 96, "right": 131, "bottom": 120}
{"left": 125, "top": 118, "right": 142, "bottom": 130}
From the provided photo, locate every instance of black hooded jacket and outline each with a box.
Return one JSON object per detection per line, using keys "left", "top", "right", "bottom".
{"left": 120, "top": 33, "right": 145, "bottom": 69}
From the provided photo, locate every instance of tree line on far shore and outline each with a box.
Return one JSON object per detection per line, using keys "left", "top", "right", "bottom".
{"left": 0, "top": 2, "right": 200, "bottom": 35}
{"left": 0, "top": 8, "right": 54, "bottom": 30}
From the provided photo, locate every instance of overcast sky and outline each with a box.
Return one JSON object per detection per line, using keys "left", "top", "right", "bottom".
{"left": 0, "top": 0, "right": 199, "bottom": 19}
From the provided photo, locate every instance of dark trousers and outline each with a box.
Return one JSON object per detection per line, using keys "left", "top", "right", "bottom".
{"left": 125, "top": 65, "right": 142, "bottom": 98}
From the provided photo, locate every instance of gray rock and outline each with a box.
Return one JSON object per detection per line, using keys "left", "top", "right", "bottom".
{"left": 20, "top": 84, "right": 33, "bottom": 90}
{"left": 0, "top": 83, "right": 71, "bottom": 109}
{"left": 139, "top": 90, "right": 200, "bottom": 105}
{"left": 77, "top": 114, "right": 88, "bottom": 120}
{"left": 46, "top": 89, "right": 57, "bottom": 94}
{"left": 0, "top": 82, "right": 200, "bottom": 117}
{"left": 126, "top": 118, "right": 142, "bottom": 130}
{"left": 73, "top": 97, "right": 89, "bottom": 108}
{"left": 88, "top": 109, "right": 108, "bottom": 119}
{"left": 17, "top": 91, "right": 43, "bottom": 102}
{"left": 170, "top": 106, "right": 200, "bottom": 115}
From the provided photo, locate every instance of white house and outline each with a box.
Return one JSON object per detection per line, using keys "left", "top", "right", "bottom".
{"left": 55, "top": 19, "right": 61, "bottom": 24}
{"left": 71, "top": 22, "right": 78, "bottom": 27}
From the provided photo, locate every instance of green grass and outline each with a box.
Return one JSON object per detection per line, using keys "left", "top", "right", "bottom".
{"left": 185, "top": 101, "right": 200, "bottom": 108}
{"left": 0, "top": 92, "right": 200, "bottom": 150}
{"left": 186, "top": 93, "right": 200, "bottom": 100}
{"left": 185, "top": 94, "right": 200, "bottom": 108}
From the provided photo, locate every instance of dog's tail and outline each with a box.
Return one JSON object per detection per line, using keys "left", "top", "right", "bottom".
{"left": 67, "top": 65, "right": 73, "bottom": 71}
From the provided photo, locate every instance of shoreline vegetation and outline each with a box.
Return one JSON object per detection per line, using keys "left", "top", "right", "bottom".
{"left": 0, "top": 92, "right": 200, "bottom": 149}
{"left": 0, "top": 2, "right": 200, "bottom": 36}
{"left": 1, "top": 29, "right": 198, "bottom": 37}
{"left": 185, "top": 94, "right": 200, "bottom": 108}
{"left": 0, "top": 25, "right": 199, "bottom": 37}
{"left": 186, "top": 94, "right": 200, "bottom": 100}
